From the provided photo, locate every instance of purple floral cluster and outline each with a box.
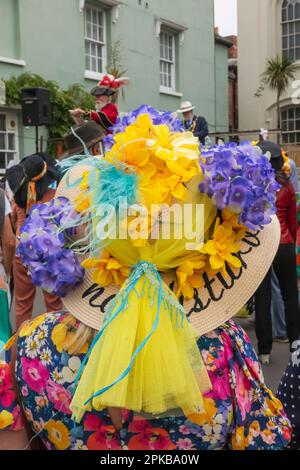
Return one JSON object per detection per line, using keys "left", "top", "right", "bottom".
{"left": 103, "top": 104, "right": 184, "bottom": 150}
{"left": 199, "top": 142, "right": 280, "bottom": 230}
{"left": 17, "top": 197, "right": 85, "bottom": 297}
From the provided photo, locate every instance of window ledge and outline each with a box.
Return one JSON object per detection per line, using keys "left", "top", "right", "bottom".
{"left": 84, "top": 70, "right": 106, "bottom": 81}
{"left": 160, "top": 87, "right": 183, "bottom": 98}
{"left": 0, "top": 56, "right": 26, "bottom": 67}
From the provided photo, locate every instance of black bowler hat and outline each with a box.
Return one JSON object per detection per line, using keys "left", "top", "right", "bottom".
{"left": 258, "top": 140, "right": 284, "bottom": 171}
{"left": 6, "top": 153, "right": 57, "bottom": 209}
{"left": 63, "top": 121, "right": 105, "bottom": 158}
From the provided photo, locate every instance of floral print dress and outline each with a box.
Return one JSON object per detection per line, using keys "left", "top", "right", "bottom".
{"left": 0, "top": 311, "right": 292, "bottom": 450}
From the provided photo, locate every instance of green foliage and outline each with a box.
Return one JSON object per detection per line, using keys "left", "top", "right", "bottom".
{"left": 255, "top": 55, "right": 297, "bottom": 98}
{"left": 261, "top": 55, "right": 297, "bottom": 95}
{"left": 3, "top": 72, "right": 95, "bottom": 155}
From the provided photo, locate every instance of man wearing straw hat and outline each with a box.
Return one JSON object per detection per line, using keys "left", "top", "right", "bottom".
{"left": 177, "top": 100, "right": 209, "bottom": 145}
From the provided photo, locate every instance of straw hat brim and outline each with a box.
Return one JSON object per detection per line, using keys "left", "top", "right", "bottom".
{"left": 56, "top": 165, "right": 280, "bottom": 336}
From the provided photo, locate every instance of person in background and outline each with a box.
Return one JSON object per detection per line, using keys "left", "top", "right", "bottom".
{"left": 6, "top": 153, "right": 63, "bottom": 330}
{"left": 70, "top": 75, "right": 129, "bottom": 134}
{"left": 0, "top": 187, "right": 15, "bottom": 349}
{"left": 272, "top": 156, "right": 300, "bottom": 343}
{"left": 177, "top": 101, "right": 209, "bottom": 145}
{"left": 57, "top": 120, "right": 106, "bottom": 183}
{"left": 255, "top": 141, "right": 300, "bottom": 365}
{"left": 277, "top": 341, "right": 300, "bottom": 449}
{"left": 61, "top": 120, "right": 106, "bottom": 160}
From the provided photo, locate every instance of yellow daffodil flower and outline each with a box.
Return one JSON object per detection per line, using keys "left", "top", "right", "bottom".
{"left": 200, "top": 218, "right": 242, "bottom": 274}
{"left": 176, "top": 257, "right": 206, "bottom": 299}
{"left": 81, "top": 250, "right": 131, "bottom": 287}
{"left": 221, "top": 208, "right": 247, "bottom": 241}
{"left": 148, "top": 125, "right": 200, "bottom": 162}
{"left": 106, "top": 114, "right": 157, "bottom": 178}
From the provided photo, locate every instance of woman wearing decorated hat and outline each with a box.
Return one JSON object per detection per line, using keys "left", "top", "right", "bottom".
{"left": 6, "top": 153, "right": 62, "bottom": 330}
{"left": 0, "top": 107, "right": 292, "bottom": 450}
{"left": 70, "top": 75, "right": 129, "bottom": 134}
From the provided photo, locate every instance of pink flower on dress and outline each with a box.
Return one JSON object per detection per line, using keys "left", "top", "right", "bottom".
{"left": 128, "top": 418, "right": 176, "bottom": 451}
{"left": 83, "top": 414, "right": 104, "bottom": 431}
{"left": 21, "top": 358, "right": 49, "bottom": 393}
{"left": 176, "top": 438, "right": 195, "bottom": 450}
{"left": 21, "top": 385, "right": 29, "bottom": 397}
{"left": 128, "top": 418, "right": 150, "bottom": 433}
{"left": 179, "top": 425, "right": 190, "bottom": 435}
{"left": 0, "top": 362, "right": 15, "bottom": 407}
{"left": 233, "top": 363, "right": 252, "bottom": 420}
{"left": 84, "top": 413, "right": 121, "bottom": 450}
{"left": 205, "top": 367, "right": 231, "bottom": 401}
{"left": 46, "top": 380, "right": 72, "bottom": 414}
{"left": 11, "top": 405, "right": 25, "bottom": 431}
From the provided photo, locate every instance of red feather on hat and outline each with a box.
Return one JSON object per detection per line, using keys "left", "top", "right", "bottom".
{"left": 97, "top": 75, "right": 129, "bottom": 89}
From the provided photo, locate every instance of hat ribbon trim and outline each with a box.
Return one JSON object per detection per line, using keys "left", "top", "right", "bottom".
{"left": 25, "top": 161, "right": 48, "bottom": 214}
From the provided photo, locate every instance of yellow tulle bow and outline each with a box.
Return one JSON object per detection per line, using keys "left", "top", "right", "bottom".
{"left": 70, "top": 262, "right": 212, "bottom": 423}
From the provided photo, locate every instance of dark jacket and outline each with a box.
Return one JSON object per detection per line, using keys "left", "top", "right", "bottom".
{"left": 184, "top": 115, "right": 209, "bottom": 144}
{"left": 276, "top": 179, "right": 297, "bottom": 245}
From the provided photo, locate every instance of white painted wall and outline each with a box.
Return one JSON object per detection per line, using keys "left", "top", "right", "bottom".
{"left": 238, "top": 0, "right": 300, "bottom": 132}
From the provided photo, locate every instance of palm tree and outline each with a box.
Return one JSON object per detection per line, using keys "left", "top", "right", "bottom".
{"left": 259, "top": 55, "right": 297, "bottom": 142}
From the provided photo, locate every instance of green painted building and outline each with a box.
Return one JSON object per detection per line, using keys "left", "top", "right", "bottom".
{"left": 0, "top": 0, "right": 230, "bottom": 172}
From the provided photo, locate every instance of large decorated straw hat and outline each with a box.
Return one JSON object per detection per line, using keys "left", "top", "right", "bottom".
{"left": 17, "top": 105, "right": 280, "bottom": 422}
{"left": 55, "top": 162, "right": 279, "bottom": 337}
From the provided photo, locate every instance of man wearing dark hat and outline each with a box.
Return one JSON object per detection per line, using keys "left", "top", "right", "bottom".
{"left": 6, "top": 154, "right": 63, "bottom": 328}
{"left": 70, "top": 75, "right": 129, "bottom": 134}
{"left": 62, "top": 120, "right": 105, "bottom": 159}
{"left": 57, "top": 120, "right": 106, "bottom": 182}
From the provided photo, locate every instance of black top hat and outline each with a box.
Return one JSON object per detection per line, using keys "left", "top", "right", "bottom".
{"left": 90, "top": 75, "right": 128, "bottom": 97}
{"left": 258, "top": 140, "right": 284, "bottom": 171}
{"left": 258, "top": 140, "right": 282, "bottom": 159}
{"left": 63, "top": 121, "right": 105, "bottom": 158}
{"left": 6, "top": 153, "right": 58, "bottom": 209}
{"left": 90, "top": 86, "right": 116, "bottom": 97}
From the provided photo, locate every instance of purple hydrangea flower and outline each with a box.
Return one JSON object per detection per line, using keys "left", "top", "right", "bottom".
{"left": 17, "top": 198, "right": 85, "bottom": 297}
{"left": 199, "top": 142, "right": 280, "bottom": 229}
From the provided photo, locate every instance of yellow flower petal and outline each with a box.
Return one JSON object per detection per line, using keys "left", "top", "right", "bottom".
{"left": 0, "top": 410, "right": 14, "bottom": 430}
{"left": 171, "top": 183, "right": 188, "bottom": 200}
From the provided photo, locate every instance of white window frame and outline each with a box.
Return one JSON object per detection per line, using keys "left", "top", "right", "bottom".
{"left": 0, "top": 111, "right": 19, "bottom": 173}
{"left": 160, "top": 30, "right": 177, "bottom": 94}
{"left": 84, "top": 3, "right": 107, "bottom": 79}
{"left": 282, "top": 0, "right": 300, "bottom": 61}
{"left": 281, "top": 106, "right": 300, "bottom": 144}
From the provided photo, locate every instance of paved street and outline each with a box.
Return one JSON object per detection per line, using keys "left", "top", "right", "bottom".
{"left": 9, "top": 290, "right": 290, "bottom": 394}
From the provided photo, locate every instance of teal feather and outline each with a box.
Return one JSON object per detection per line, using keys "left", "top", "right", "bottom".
{"left": 57, "top": 158, "right": 138, "bottom": 255}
